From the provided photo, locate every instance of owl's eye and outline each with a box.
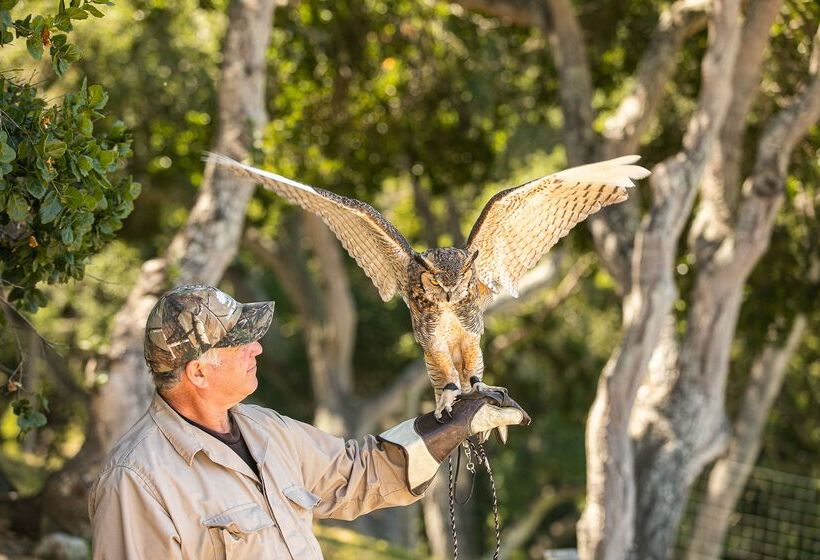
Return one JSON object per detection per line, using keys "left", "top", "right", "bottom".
{"left": 429, "top": 278, "right": 440, "bottom": 286}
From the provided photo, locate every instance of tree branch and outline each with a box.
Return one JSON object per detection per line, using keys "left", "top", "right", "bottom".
{"left": 0, "top": 297, "right": 87, "bottom": 402}
{"left": 302, "top": 214, "right": 357, "bottom": 400}
{"left": 692, "top": 0, "right": 785, "bottom": 262}
{"left": 602, "top": 0, "right": 711, "bottom": 156}
{"left": 542, "top": 0, "right": 597, "bottom": 165}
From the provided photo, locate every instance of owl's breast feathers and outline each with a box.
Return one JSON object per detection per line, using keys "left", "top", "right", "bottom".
{"left": 407, "top": 290, "right": 485, "bottom": 348}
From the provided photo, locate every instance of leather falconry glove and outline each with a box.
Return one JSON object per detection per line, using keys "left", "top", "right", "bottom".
{"left": 378, "top": 390, "right": 531, "bottom": 496}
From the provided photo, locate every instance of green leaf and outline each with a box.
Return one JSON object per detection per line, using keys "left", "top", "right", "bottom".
{"left": 65, "top": 7, "right": 88, "bottom": 19}
{"left": 31, "top": 15, "right": 45, "bottom": 32}
{"left": 53, "top": 13, "right": 71, "bottom": 32}
{"left": 88, "top": 84, "right": 108, "bottom": 109}
{"left": 7, "top": 193, "right": 29, "bottom": 221}
{"left": 0, "top": 142, "right": 15, "bottom": 163}
{"left": 25, "top": 179, "right": 47, "bottom": 199}
{"left": 63, "top": 186, "right": 84, "bottom": 209}
{"left": 44, "top": 139, "right": 67, "bottom": 158}
{"left": 129, "top": 181, "right": 142, "bottom": 199}
{"left": 78, "top": 113, "right": 93, "bottom": 136}
{"left": 81, "top": 193, "right": 96, "bottom": 210}
{"left": 0, "top": 0, "right": 19, "bottom": 10}
{"left": 77, "top": 154, "right": 93, "bottom": 174}
{"left": 39, "top": 191, "right": 63, "bottom": 223}
{"left": 26, "top": 34, "right": 43, "bottom": 59}
{"left": 61, "top": 43, "right": 81, "bottom": 62}
{"left": 12, "top": 398, "right": 31, "bottom": 416}
{"left": 83, "top": 4, "right": 104, "bottom": 17}
{"left": 60, "top": 224, "right": 74, "bottom": 245}
{"left": 17, "top": 410, "right": 47, "bottom": 432}
{"left": 98, "top": 216, "right": 120, "bottom": 234}
{"left": 51, "top": 33, "right": 67, "bottom": 47}
{"left": 98, "top": 149, "right": 117, "bottom": 168}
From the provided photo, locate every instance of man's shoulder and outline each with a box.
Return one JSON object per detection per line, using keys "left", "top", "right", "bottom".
{"left": 100, "top": 409, "right": 171, "bottom": 474}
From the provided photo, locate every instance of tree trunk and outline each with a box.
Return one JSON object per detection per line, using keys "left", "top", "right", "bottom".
{"left": 39, "top": 0, "right": 277, "bottom": 537}
{"left": 629, "top": 23, "right": 820, "bottom": 559}
{"left": 580, "top": 1, "right": 743, "bottom": 556}
{"left": 685, "top": 316, "right": 807, "bottom": 560}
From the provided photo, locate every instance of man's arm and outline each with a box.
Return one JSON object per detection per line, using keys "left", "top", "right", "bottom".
{"left": 283, "top": 391, "right": 530, "bottom": 521}
{"left": 283, "top": 418, "right": 422, "bottom": 520}
{"left": 89, "top": 466, "right": 182, "bottom": 560}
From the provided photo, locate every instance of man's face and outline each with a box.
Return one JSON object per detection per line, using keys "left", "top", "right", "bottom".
{"left": 197, "top": 341, "right": 263, "bottom": 406}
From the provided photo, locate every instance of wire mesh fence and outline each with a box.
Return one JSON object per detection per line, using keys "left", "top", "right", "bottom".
{"left": 677, "top": 461, "right": 820, "bottom": 559}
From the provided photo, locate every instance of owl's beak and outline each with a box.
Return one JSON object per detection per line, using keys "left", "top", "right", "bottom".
{"left": 445, "top": 289, "right": 452, "bottom": 302}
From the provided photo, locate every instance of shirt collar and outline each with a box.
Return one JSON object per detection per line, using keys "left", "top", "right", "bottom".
{"left": 148, "top": 392, "right": 203, "bottom": 464}
{"left": 148, "top": 392, "right": 268, "bottom": 479}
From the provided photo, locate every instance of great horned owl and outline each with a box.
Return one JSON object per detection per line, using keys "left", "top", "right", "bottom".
{"left": 208, "top": 153, "right": 649, "bottom": 420}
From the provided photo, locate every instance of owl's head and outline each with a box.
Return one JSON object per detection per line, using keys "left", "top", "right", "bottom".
{"left": 412, "top": 248, "right": 479, "bottom": 303}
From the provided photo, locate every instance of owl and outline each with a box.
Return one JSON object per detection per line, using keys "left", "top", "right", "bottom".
{"left": 208, "top": 153, "right": 650, "bottom": 422}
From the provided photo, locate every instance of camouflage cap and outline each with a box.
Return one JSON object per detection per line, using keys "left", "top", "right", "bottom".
{"left": 144, "top": 284, "right": 275, "bottom": 374}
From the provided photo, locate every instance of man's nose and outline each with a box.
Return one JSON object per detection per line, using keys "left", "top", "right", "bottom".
{"left": 248, "top": 340, "right": 263, "bottom": 356}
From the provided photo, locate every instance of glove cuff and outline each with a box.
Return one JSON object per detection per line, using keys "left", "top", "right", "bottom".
{"left": 377, "top": 398, "right": 486, "bottom": 495}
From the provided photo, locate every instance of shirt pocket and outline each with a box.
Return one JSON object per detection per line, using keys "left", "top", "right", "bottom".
{"left": 282, "top": 484, "right": 321, "bottom": 518}
{"left": 204, "top": 502, "right": 275, "bottom": 560}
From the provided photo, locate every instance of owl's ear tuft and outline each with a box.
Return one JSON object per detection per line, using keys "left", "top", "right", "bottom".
{"left": 414, "top": 253, "right": 436, "bottom": 272}
{"left": 462, "top": 250, "right": 479, "bottom": 273}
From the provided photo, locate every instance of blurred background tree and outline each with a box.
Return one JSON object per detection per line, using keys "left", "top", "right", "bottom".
{"left": 0, "top": 0, "right": 817, "bottom": 558}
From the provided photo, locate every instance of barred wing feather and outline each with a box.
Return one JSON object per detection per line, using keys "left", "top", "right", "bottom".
{"left": 466, "top": 155, "right": 650, "bottom": 296}
{"left": 207, "top": 153, "right": 414, "bottom": 302}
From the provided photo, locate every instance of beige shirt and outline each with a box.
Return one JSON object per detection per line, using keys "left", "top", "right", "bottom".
{"left": 88, "top": 393, "right": 438, "bottom": 559}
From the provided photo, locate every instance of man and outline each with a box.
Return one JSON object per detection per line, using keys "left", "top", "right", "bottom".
{"left": 89, "top": 284, "right": 529, "bottom": 559}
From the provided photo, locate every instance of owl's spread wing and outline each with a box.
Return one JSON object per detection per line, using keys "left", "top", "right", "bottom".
{"left": 207, "top": 153, "right": 414, "bottom": 301}
{"left": 466, "top": 155, "right": 650, "bottom": 296}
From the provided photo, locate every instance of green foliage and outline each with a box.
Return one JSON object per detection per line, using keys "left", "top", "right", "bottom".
{"left": 0, "top": 76, "right": 138, "bottom": 311}
{"left": 0, "top": 0, "right": 109, "bottom": 77}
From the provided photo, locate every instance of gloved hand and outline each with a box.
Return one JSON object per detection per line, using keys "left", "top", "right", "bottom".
{"left": 378, "top": 390, "right": 530, "bottom": 495}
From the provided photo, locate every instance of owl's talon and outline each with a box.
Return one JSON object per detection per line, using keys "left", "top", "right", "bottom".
{"left": 467, "top": 381, "right": 509, "bottom": 405}
{"left": 494, "top": 425, "right": 509, "bottom": 445}
{"left": 434, "top": 384, "right": 462, "bottom": 421}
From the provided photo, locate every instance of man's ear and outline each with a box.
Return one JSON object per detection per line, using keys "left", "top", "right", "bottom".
{"left": 184, "top": 359, "right": 209, "bottom": 389}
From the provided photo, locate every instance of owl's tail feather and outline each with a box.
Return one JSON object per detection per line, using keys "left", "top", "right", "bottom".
{"left": 552, "top": 155, "right": 651, "bottom": 188}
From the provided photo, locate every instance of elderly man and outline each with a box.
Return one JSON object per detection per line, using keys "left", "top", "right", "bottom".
{"left": 88, "top": 284, "right": 529, "bottom": 559}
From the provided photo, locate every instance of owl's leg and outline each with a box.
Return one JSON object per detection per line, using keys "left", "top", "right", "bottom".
{"left": 424, "top": 350, "right": 461, "bottom": 421}
{"left": 460, "top": 336, "right": 485, "bottom": 391}
{"left": 461, "top": 337, "right": 507, "bottom": 396}
{"left": 459, "top": 339, "right": 509, "bottom": 443}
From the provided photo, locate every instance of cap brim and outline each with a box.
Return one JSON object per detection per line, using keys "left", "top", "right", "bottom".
{"left": 214, "top": 301, "right": 275, "bottom": 348}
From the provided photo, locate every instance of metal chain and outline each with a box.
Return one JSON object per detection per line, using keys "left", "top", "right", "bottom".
{"left": 447, "top": 453, "right": 459, "bottom": 560}
{"left": 473, "top": 440, "right": 501, "bottom": 560}
{"left": 448, "top": 439, "right": 502, "bottom": 560}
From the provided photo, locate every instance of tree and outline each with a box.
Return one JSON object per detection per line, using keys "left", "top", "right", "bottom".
{"left": 35, "top": 0, "right": 278, "bottom": 536}
{"left": 0, "top": 0, "right": 136, "bottom": 437}
{"left": 449, "top": 0, "right": 820, "bottom": 558}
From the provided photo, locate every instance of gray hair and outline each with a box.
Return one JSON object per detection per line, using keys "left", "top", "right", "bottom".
{"left": 152, "top": 348, "right": 223, "bottom": 392}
